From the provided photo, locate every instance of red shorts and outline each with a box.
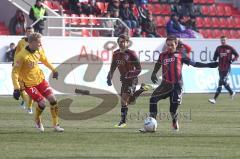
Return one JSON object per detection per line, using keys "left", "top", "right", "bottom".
{"left": 25, "top": 80, "right": 53, "bottom": 102}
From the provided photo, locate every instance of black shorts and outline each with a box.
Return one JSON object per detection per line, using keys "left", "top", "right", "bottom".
{"left": 218, "top": 70, "right": 230, "bottom": 85}
{"left": 151, "top": 81, "right": 183, "bottom": 105}
{"left": 121, "top": 77, "right": 138, "bottom": 95}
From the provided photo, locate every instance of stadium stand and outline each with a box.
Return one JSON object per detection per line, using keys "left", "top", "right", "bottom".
{"left": 1, "top": 0, "right": 240, "bottom": 39}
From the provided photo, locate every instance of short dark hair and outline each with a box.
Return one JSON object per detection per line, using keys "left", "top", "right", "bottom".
{"left": 26, "top": 26, "right": 33, "bottom": 30}
{"left": 220, "top": 35, "right": 227, "bottom": 39}
{"left": 166, "top": 35, "right": 177, "bottom": 41}
{"left": 118, "top": 34, "right": 129, "bottom": 41}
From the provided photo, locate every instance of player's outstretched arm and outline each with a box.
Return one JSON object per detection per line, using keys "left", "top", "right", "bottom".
{"left": 189, "top": 60, "right": 218, "bottom": 68}
{"left": 151, "top": 62, "right": 161, "bottom": 84}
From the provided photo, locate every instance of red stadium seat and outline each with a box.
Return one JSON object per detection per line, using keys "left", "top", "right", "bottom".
{"left": 161, "top": 4, "right": 171, "bottom": 15}
{"left": 216, "top": 5, "right": 224, "bottom": 17}
{"left": 63, "top": 14, "right": 71, "bottom": 25}
{"left": 196, "top": 17, "right": 204, "bottom": 28}
{"left": 79, "top": 14, "right": 88, "bottom": 25}
{"left": 201, "top": 5, "right": 209, "bottom": 16}
{"left": 219, "top": 18, "right": 227, "bottom": 28}
{"left": 229, "top": 30, "right": 238, "bottom": 39}
{"left": 224, "top": 5, "right": 232, "bottom": 16}
{"left": 88, "top": 14, "right": 99, "bottom": 25}
{"left": 233, "top": 17, "right": 240, "bottom": 28}
{"left": 208, "top": 5, "right": 216, "bottom": 16}
{"left": 213, "top": 29, "right": 221, "bottom": 38}
{"left": 70, "top": 14, "right": 80, "bottom": 25}
{"left": 202, "top": 29, "right": 212, "bottom": 38}
{"left": 211, "top": 17, "right": 220, "bottom": 28}
{"left": 92, "top": 30, "right": 100, "bottom": 37}
{"left": 156, "top": 28, "right": 167, "bottom": 37}
{"left": 198, "top": 0, "right": 208, "bottom": 4}
{"left": 226, "top": 18, "right": 234, "bottom": 28}
{"left": 0, "top": 30, "right": 9, "bottom": 35}
{"left": 221, "top": 30, "right": 230, "bottom": 37}
{"left": 44, "top": 0, "right": 52, "bottom": 8}
{"left": 81, "top": 29, "right": 90, "bottom": 37}
{"left": 152, "top": 4, "right": 161, "bottom": 15}
{"left": 203, "top": 17, "right": 212, "bottom": 28}
{"left": 52, "top": 1, "right": 60, "bottom": 10}
{"left": 154, "top": 16, "right": 166, "bottom": 27}
{"left": 96, "top": 2, "right": 105, "bottom": 13}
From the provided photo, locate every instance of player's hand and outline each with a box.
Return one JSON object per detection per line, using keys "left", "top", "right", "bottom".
{"left": 52, "top": 71, "right": 59, "bottom": 79}
{"left": 107, "top": 73, "right": 112, "bottom": 86}
{"left": 151, "top": 73, "right": 158, "bottom": 84}
{"left": 13, "top": 89, "right": 20, "bottom": 100}
{"left": 107, "top": 78, "right": 112, "bottom": 86}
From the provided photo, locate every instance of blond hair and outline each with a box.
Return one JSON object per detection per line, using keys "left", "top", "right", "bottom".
{"left": 28, "top": 32, "right": 42, "bottom": 43}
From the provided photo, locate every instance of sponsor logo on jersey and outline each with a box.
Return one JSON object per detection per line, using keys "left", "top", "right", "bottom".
{"left": 163, "top": 57, "right": 175, "bottom": 65}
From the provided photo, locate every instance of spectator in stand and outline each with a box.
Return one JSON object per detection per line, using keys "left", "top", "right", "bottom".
{"left": 9, "top": 10, "right": 27, "bottom": 35}
{"left": 60, "top": 0, "right": 70, "bottom": 11}
{"left": 178, "top": 0, "right": 195, "bottom": 17}
{"left": 137, "top": 3, "right": 149, "bottom": 25}
{"left": 179, "top": 15, "right": 202, "bottom": 38}
{"left": 141, "top": 13, "right": 159, "bottom": 37}
{"left": 81, "top": 1, "right": 101, "bottom": 16}
{"left": 101, "top": 12, "right": 114, "bottom": 37}
{"left": 188, "top": 16, "right": 198, "bottom": 32}
{"left": 167, "top": 13, "right": 195, "bottom": 38}
{"left": 107, "top": 0, "right": 120, "bottom": 16}
{"left": 29, "top": 0, "right": 48, "bottom": 34}
{"left": 133, "top": 28, "right": 142, "bottom": 37}
{"left": 119, "top": 0, "right": 138, "bottom": 29}
{"left": 5, "top": 43, "right": 16, "bottom": 62}
{"left": 112, "top": 10, "right": 126, "bottom": 37}
{"left": 135, "top": 0, "right": 148, "bottom": 10}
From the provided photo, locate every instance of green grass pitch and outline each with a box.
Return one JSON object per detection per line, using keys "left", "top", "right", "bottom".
{"left": 0, "top": 93, "right": 240, "bottom": 159}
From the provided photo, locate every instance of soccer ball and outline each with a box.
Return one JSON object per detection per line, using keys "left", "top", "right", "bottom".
{"left": 144, "top": 117, "right": 157, "bottom": 132}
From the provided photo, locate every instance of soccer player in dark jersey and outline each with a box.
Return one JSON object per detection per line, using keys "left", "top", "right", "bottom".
{"left": 140, "top": 36, "right": 218, "bottom": 132}
{"left": 107, "top": 34, "right": 152, "bottom": 128}
{"left": 208, "top": 36, "right": 239, "bottom": 104}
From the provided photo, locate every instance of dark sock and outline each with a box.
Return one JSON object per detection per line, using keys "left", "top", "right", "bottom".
{"left": 121, "top": 106, "right": 128, "bottom": 123}
{"left": 214, "top": 86, "right": 222, "bottom": 99}
{"left": 149, "top": 97, "right": 158, "bottom": 119}
{"left": 170, "top": 112, "right": 178, "bottom": 122}
{"left": 224, "top": 84, "right": 233, "bottom": 95}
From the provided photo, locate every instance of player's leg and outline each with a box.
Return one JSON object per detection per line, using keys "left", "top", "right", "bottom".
{"left": 149, "top": 81, "right": 173, "bottom": 119}
{"left": 139, "top": 81, "right": 173, "bottom": 132}
{"left": 115, "top": 92, "right": 130, "bottom": 128}
{"left": 46, "top": 95, "right": 64, "bottom": 132}
{"left": 26, "top": 97, "right": 34, "bottom": 114}
{"left": 39, "top": 80, "right": 64, "bottom": 132}
{"left": 19, "top": 90, "right": 27, "bottom": 109}
{"left": 115, "top": 79, "right": 136, "bottom": 128}
{"left": 169, "top": 84, "right": 182, "bottom": 131}
{"left": 221, "top": 73, "right": 235, "bottom": 98}
{"left": 25, "top": 86, "right": 46, "bottom": 132}
{"left": 19, "top": 80, "right": 27, "bottom": 109}
{"left": 129, "top": 83, "right": 153, "bottom": 105}
{"left": 209, "top": 72, "right": 224, "bottom": 104}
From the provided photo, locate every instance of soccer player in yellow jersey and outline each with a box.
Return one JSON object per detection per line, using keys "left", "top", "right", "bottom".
{"left": 15, "top": 26, "right": 34, "bottom": 114}
{"left": 12, "top": 32, "right": 64, "bottom": 132}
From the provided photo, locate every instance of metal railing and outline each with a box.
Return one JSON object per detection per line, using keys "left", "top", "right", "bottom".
{"left": 31, "top": 15, "right": 130, "bottom": 37}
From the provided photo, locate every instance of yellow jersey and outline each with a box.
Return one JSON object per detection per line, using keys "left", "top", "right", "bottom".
{"left": 12, "top": 46, "right": 56, "bottom": 89}
{"left": 15, "top": 37, "right": 28, "bottom": 55}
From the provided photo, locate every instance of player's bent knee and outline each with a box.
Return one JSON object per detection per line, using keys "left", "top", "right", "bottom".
{"left": 50, "top": 100, "right": 57, "bottom": 106}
